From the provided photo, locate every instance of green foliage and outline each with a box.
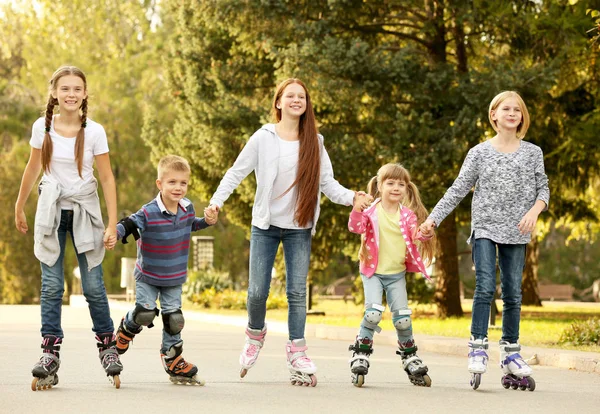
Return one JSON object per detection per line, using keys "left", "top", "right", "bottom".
{"left": 185, "top": 287, "right": 286, "bottom": 310}
{"left": 559, "top": 318, "right": 600, "bottom": 346}
{"left": 183, "top": 268, "right": 233, "bottom": 297}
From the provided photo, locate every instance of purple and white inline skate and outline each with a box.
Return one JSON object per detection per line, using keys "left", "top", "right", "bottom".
{"left": 468, "top": 337, "right": 488, "bottom": 390}
{"left": 499, "top": 341, "right": 535, "bottom": 391}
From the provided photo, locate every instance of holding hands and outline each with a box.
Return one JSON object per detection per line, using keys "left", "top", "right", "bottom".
{"left": 104, "top": 226, "right": 117, "bottom": 250}
{"left": 353, "top": 191, "right": 373, "bottom": 212}
{"left": 204, "top": 204, "right": 220, "bottom": 225}
{"left": 419, "top": 219, "right": 436, "bottom": 237}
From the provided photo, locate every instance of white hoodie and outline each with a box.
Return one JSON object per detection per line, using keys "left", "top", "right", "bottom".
{"left": 209, "top": 123, "right": 354, "bottom": 235}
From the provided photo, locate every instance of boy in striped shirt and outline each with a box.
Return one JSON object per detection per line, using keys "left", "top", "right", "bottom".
{"left": 114, "top": 155, "right": 217, "bottom": 385}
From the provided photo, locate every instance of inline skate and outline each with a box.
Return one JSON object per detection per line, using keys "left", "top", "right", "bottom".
{"left": 31, "top": 335, "right": 61, "bottom": 391}
{"left": 286, "top": 338, "right": 317, "bottom": 387}
{"left": 468, "top": 337, "right": 489, "bottom": 390}
{"left": 96, "top": 333, "right": 123, "bottom": 389}
{"left": 396, "top": 339, "right": 431, "bottom": 387}
{"left": 348, "top": 337, "right": 373, "bottom": 387}
{"left": 499, "top": 341, "right": 535, "bottom": 391}
{"left": 239, "top": 326, "right": 267, "bottom": 378}
{"left": 161, "top": 341, "right": 204, "bottom": 385}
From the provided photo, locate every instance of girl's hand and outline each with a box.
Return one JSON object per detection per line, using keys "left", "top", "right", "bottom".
{"left": 204, "top": 205, "right": 219, "bottom": 225}
{"left": 419, "top": 219, "right": 436, "bottom": 234}
{"left": 104, "top": 227, "right": 117, "bottom": 250}
{"left": 352, "top": 191, "right": 373, "bottom": 212}
{"left": 15, "top": 209, "right": 28, "bottom": 234}
{"left": 518, "top": 209, "right": 539, "bottom": 235}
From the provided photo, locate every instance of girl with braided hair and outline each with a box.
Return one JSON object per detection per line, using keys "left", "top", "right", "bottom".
{"left": 15, "top": 65, "right": 123, "bottom": 390}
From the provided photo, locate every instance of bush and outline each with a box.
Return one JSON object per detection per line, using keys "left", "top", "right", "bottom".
{"left": 183, "top": 268, "right": 232, "bottom": 302}
{"left": 559, "top": 318, "right": 600, "bottom": 346}
{"left": 186, "top": 287, "right": 288, "bottom": 310}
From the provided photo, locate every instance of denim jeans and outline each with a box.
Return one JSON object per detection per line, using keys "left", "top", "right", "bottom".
{"left": 360, "top": 272, "right": 411, "bottom": 341}
{"left": 471, "top": 237, "right": 526, "bottom": 343}
{"left": 247, "top": 225, "right": 312, "bottom": 340}
{"left": 124, "top": 281, "right": 183, "bottom": 353}
{"left": 40, "top": 210, "right": 114, "bottom": 337}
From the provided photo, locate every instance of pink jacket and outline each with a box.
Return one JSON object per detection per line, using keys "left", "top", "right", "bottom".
{"left": 348, "top": 198, "right": 432, "bottom": 280}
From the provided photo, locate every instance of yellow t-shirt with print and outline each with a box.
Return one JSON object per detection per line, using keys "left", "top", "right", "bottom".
{"left": 374, "top": 203, "right": 406, "bottom": 275}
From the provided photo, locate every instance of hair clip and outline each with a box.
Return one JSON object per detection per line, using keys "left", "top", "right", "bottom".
{"left": 81, "top": 122, "right": 87, "bottom": 128}
{"left": 45, "top": 127, "right": 51, "bottom": 132}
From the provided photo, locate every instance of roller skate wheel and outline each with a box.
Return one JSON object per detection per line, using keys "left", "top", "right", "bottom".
{"left": 526, "top": 376, "right": 535, "bottom": 392}
{"left": 353, "top": 374, "right": 365, "bottom": 387}
{"left": 111, "top": 375, "right": 121, "bottom": 389}
{"left": 309, "top": 374, "right": 317, "bottom": 387}
{"left": 240, "top": 368, "right": 248, "bottom": 378}
{"left": 501, "top": 376, "right": 511, "bottom": 389}
{"left": 31, "top": 377, "right": 39, "bottom": 391}
{"left": 422, "top": 374, "right": 432, "bottom": 387}
{"left": 470, "top": 373, "right": 481, "bottom": 390}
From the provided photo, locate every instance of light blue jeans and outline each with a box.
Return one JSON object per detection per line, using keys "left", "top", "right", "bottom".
{"left": 124, "top": 281, "right": 183, "bottom": 353}
{"left": 471, "top": 237, "right": 526, "bottom": 343}
{"left": 40, "top": 210, "right": 114, "bottom": 337}
{"left": 247, "top": 225, "right": 312, "bottom": 340}
{"left": 360, "top": 271, "right": 411, "bottom": 342}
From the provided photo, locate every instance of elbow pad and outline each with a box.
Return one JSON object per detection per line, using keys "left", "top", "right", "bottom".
{"left": 119, "top": 217, "right": 140, "bottom": 244}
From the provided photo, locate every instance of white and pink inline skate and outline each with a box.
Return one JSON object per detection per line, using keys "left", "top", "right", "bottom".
{"left": 239, "top": 326, "right": 267, "bottom": 378}
{"left": 286, "top": 338, "right": 317, "bottom": 387}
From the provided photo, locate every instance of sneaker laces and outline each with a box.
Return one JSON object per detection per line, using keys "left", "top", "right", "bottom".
{"left": 102, "top": 351, "right": 120, "bottom": 366}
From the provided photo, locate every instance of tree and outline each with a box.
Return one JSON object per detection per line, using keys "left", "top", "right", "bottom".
{"left": 159, "top": 0, "right": 600, "bottom": 315}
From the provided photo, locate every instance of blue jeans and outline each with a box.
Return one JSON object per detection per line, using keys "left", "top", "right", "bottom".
{"left": 124, "top": 281, "right": 183, "bottom": 353}
{"left": 40, "top": 210, "right": 114, "bottom": 337}
{"left": 248, "top": 225, "right": 312, "bottom": 340}
{"left": 471, "top": 238, "right": 526, "bottom": 343}
{"left": 360, "top": 272, "right": 411, "bottom": 341}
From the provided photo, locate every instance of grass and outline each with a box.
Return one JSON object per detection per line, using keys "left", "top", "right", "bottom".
{"left": 184, "top": 298, "right": 600, "bottom": 353}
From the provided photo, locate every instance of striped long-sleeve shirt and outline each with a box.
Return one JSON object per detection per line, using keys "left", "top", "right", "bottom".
{"left": 117, "top": 194, "right": 210, "bottom": 286}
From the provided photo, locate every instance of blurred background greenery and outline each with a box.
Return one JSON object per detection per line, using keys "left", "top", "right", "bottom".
{"left": 1, "top": 1, "right": 599, "bottom": 337}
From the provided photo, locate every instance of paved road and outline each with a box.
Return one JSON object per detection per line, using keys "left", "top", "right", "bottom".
{"left": 1, "top": 305, "right": 599, "bottom": 414}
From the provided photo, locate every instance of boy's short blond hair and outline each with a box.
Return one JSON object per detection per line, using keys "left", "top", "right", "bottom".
{"left": 157, "top": 155, "right": 191, "bottom": 179}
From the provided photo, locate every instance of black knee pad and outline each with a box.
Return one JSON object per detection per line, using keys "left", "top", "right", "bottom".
{"left": 132, "top": 304, "right": 159, "bottom": 328}
{"left": 162, "top": 309, "right": 185, "bottom": 335}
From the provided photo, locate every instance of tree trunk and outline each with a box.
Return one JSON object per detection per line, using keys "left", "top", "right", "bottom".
{"left": 434, "top": 212, "right": 464, "bottom": 317}
{"left": 522, "top": 231, "right": 542, "bottom": 306}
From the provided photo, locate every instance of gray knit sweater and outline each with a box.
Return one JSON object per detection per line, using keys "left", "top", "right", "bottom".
{"left": 428, "top": 140, "right": 550, "bottom": 245}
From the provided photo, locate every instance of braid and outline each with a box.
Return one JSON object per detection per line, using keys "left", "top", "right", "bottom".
{"left": 41, "top": 96, "right": 58, "bottom": 173}
{"left": 74, "top": 98, "right": 88, "bottom": 177}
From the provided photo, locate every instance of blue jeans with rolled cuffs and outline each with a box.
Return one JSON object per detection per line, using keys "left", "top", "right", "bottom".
{"left": 247, "top": 225, "right": 312, "bottom": 340}
{"left": 470, "top": 237, "right": 526, "bottom": 344}
{"left": 359, "top": 271, "right": 412, "bottom": 342}
{"left": 124, "top": 281, "right": 183, "bottom": 353}
{"left": 40, "top": 210, "right": 114, "bottom": 337}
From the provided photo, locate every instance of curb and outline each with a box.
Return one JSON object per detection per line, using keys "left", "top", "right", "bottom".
{"left": 108, "top": 300, "right": 600, "bottom": 374}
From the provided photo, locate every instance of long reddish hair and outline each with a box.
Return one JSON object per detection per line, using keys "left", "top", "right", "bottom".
{"left": 42, "top": 66, "right": 88, "bottom": 177}
{"left": 272, "top": 79, "right": 320, "bottom": 228}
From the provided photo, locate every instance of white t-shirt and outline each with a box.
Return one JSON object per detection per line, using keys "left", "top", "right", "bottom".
{"left": 30, "top": 116, "right": 109, "bottom": 209}
{"left": 269, "top": 137, "right": 311, "bottom": 229}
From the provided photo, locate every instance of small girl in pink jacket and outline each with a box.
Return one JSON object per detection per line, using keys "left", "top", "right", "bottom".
{"left": 347, "top": 163, "right": 436, "bottom": 388}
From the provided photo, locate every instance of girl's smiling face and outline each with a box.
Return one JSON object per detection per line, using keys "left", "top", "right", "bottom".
{"left": 53, "top": 75, "right": 87, "bottom": 113}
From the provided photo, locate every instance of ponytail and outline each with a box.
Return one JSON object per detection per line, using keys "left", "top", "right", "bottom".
{"left": 404, "top": 181, "right": 436, "bottom": 266}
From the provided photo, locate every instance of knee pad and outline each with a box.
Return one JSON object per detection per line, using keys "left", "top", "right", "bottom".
{"left": 361, "top": 303, "right": 385, "bottom": 333}
{"left": 132, "top": 304, "right": 159, "bottom": 328}
{"left": 162, "top": 309, "right": 185, "bottom": 335}
{"left": 392, "top": 309, "right": 413, "bottom": 331}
